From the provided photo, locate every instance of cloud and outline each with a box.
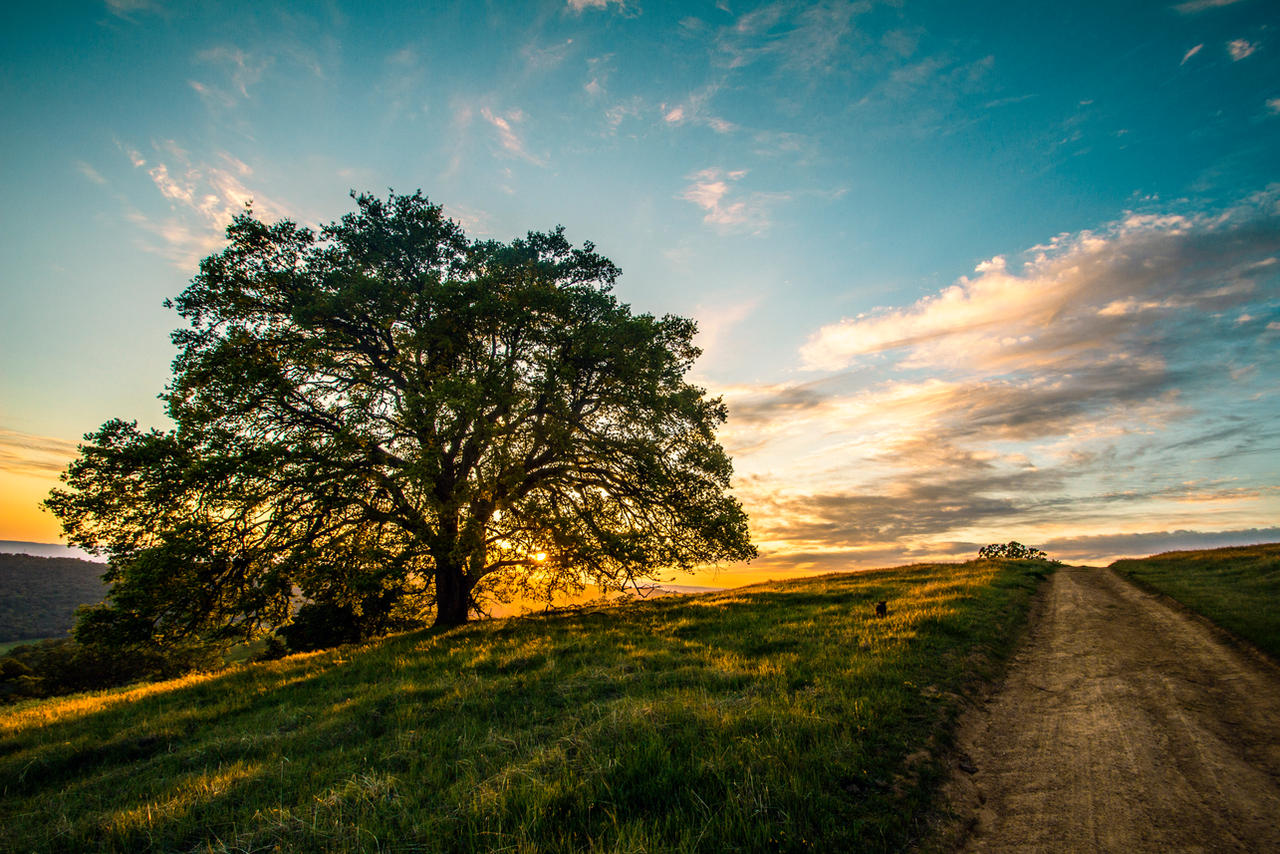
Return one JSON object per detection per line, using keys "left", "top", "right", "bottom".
{"left": 1173, "top": 0, "right": 1246, "bottom": 13}
{"left": 0, "top": 429, "right": 79, "bottom": 477}
{"left": 661, "top": 84, "right": 737, "bottom": 133}
{"left": 1268, "top": 98, "right": 1280, "bottom": 115}
{"left": 714, "top": 193, "right": 1280, "bottom": 572}
{"left": 522, "top": 38, "right": 575, "bottom": 71}
{"left": 680, "top": 168, "right": 784, "bottom": 233}
{"left": 583, "top": 53, "right": 614, "bottom": 99}
{"left": 122, "top": 142, "right": 289, "bottom": 268}
{"left": 739, "top": 525, "right": 1280, "bottom": 574}
{"left": 75, "top": 161, "right": 107, "bottom": 185}
{"left": 717, "top": 0, "right": 869, "bottom": 75}
{"left": 1039, "top": 528, "right": 1280, "bottom": 563}
{"left": 480, "top": 107, "right": 546, "bottom": 166}
{"left": 443, "top": 203, "right": 493, "bottom": 236}
{"left": 104, "top": 0, "right": 162, "bottom": 18}
{"left": 1181, "top": 43, "right": 1203, "bottom": 65}
{"left": 193, "top": 45, "right": 272, "bottom": 102}
{"left": 1228, "top": 39, "right": 1258, "bottom": 61}
{"left": 603, "top": 98, "right": 644, "bottom": 132}
{"left": 566, "top": 0, "right": 625, "bottom": 11}
{"left": 751, "top": 130, "right": 819, "bottom": 162}
{"left": 693, "top": 296, "right": 761, "bottom": 367}
{"left": 800, "top": 200, "right": 1280, "bottom": 372}
{"left": 188, "top": 79, "right": 236, "bottom": 110}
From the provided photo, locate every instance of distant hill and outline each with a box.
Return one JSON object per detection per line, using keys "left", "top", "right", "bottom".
{"left": 0, "top": 553, "right": 108, "bottom": 643}
{"left": 0, "top": 540, "right": 99, "bottom": 560}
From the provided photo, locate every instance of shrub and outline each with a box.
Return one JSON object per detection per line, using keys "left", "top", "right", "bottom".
{"left": 978, "top": 541, "right": 1050, "bottom": 561}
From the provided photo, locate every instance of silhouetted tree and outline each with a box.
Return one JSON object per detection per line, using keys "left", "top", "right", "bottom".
{"left": 977, "top": 541, "right": 1050, "bottom": 561}
{"left": 47, "top": 191, "right": 755, "bottom": 654}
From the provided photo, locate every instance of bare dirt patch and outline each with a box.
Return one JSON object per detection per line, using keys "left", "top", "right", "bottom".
{"left": 943, "top": 567, "right": 1280, "bottom": 852}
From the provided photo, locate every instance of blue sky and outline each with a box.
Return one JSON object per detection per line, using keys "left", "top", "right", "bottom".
{"left": 2, "top": 0, "right": 1278, "bottom": 578}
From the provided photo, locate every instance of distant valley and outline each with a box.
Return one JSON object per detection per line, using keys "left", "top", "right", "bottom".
{"left": 0, "top": 551, "right": 107, "bottom": 643}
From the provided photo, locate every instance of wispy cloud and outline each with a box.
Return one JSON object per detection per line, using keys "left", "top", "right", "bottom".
{"left": 717, "top": 0, "right": 869, "bottom": 74}
{"left": 661, "top": 84, "right": 737, "bottom": 133}
{"left": 104, "top": 0, "right": 162, "bottom": 19}
{"left": 693, "top": 296, "right": 762, "bottom": 368}
{"left": 441, "top": 100, "right": 475, "bottom": 179}
{"left": 197, "top": 46, "right": 270, "bottom": 98}
{"left": 583, "top": 53, "right": 614, "bottom": 99}
{"left": 121, "top": 141, "right": 288, "bottom": 268}
{"left": 0, "top": 429, "right": 79, "bottom": 477}
{"left": 480, "top": 107, "right": 546, "bottom": 166}
{"left": 1268, "top": 97, "right": 1280, "bottom": 115}
{"left": 750, "top": 129, "right": 819, "bottom": 163}
{"left": 566, "top": 0, "right": 626, "bottom": 12}
{"left": 603, "top": 97, "right": 644, "bottom": 133}
{"left": 74, "top": 161, "right": 107, "bottom": 185}
{"left": 1173, "top": 0, "right": 1247, "bottom": 14}
{"left": 523, "top": 38, "right": 575, "bottom": 71}
{"left": 1181, "top": 43, "right": 1203, "bottom": 65}
{"left": 680, "top": 168, "right": 785, "bottom": 233}
{"left": 1227, "top": 39, "right": 1258, "bottom": 61}
{"left": 442, "top": 203, "right": 493, "bottom": 236}
{"left": 188, "top": 46, "right": 272, "bottom": 112}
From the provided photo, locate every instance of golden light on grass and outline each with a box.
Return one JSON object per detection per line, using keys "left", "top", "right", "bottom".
{"left": 1, "top": 557, "right": 1054, "bottom": 852}
{"left": 107, "top": 761, "right": 262, "bottom": 835}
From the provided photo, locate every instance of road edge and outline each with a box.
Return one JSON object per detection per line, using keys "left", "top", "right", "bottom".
{"left": 907, "top": 563, "right": 1064, "bottom": 853}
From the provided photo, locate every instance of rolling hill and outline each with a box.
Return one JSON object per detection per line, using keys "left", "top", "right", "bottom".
{"left": 0, "top": 553, "right": 107, "bottom": 643}
{"left": 0, "top": 558, "right": 1050, "bottom": 852}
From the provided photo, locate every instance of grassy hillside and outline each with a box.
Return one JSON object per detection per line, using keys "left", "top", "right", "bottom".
{"left": 0, "top": 559, "right": 1050, "bottom": 853}
{"left": 0, "top": 553, "right": 107, "bottom": 643}
{"left": 1111, "top": 542, "right": 1280, "bottom": 658}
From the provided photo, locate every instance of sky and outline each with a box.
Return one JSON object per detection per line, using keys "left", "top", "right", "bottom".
{"left": 2, "top": 0, "right": 1278, "bottom": 583}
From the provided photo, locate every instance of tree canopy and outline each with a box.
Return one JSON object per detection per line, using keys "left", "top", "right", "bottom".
{"left": 47, "top": 191, "right": 755, "bottom": 652}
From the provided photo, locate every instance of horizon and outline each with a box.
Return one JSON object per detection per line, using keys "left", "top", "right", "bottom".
{"left": 2, "top": 0, "right": 1278, "bottom": 588}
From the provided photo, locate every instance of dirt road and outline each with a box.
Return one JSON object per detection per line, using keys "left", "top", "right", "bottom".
{"left": 947, "top": 566, "right": 1280, "bottom": 852}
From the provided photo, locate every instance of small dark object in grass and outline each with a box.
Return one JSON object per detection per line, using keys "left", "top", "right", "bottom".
{"left": 875, "top": 601, "right": 888, "bottom": 618}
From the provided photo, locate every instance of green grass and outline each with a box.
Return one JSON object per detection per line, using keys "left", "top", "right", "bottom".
{"left": 0, "top": 559, "right": 1051, "bottom": 853}
{"left": 1111, "top": 542, "right": 1280, "bottom": 658}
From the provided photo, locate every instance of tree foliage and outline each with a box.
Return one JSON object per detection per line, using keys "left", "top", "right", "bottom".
{"left": 977, "top": 541, "right": 1050, "bottom": 561}
{"left": 47, "top": 191, "right": 755, "bottom": 653}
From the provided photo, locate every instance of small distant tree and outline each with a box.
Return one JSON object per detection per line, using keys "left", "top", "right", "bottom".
{"left": 47, "top": 191, "right": 756, "bottom": 656}
{"left": 977, "top": 541, "right": 1050, "bottom": 561}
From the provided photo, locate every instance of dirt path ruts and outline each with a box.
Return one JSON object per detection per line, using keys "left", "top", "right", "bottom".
{"left": 948, "top": 566, "right": 1280, "bottom": 852}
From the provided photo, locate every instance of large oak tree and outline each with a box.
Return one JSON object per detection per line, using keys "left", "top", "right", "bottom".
{"left": 48, "top": 192, "right": 755, "bottom": 650}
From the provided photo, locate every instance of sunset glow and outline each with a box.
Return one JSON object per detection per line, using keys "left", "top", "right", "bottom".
{"left": 2, "top": 1, "right": 1277, "bottom": 580}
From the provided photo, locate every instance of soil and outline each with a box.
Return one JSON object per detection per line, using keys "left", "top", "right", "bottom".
{"left": 942, "top": 566, "right": 1280, "bottom": 852}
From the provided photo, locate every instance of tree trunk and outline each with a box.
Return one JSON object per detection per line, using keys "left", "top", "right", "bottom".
{"left": 433, "top": 558, "right": 471, "bottom": 628}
